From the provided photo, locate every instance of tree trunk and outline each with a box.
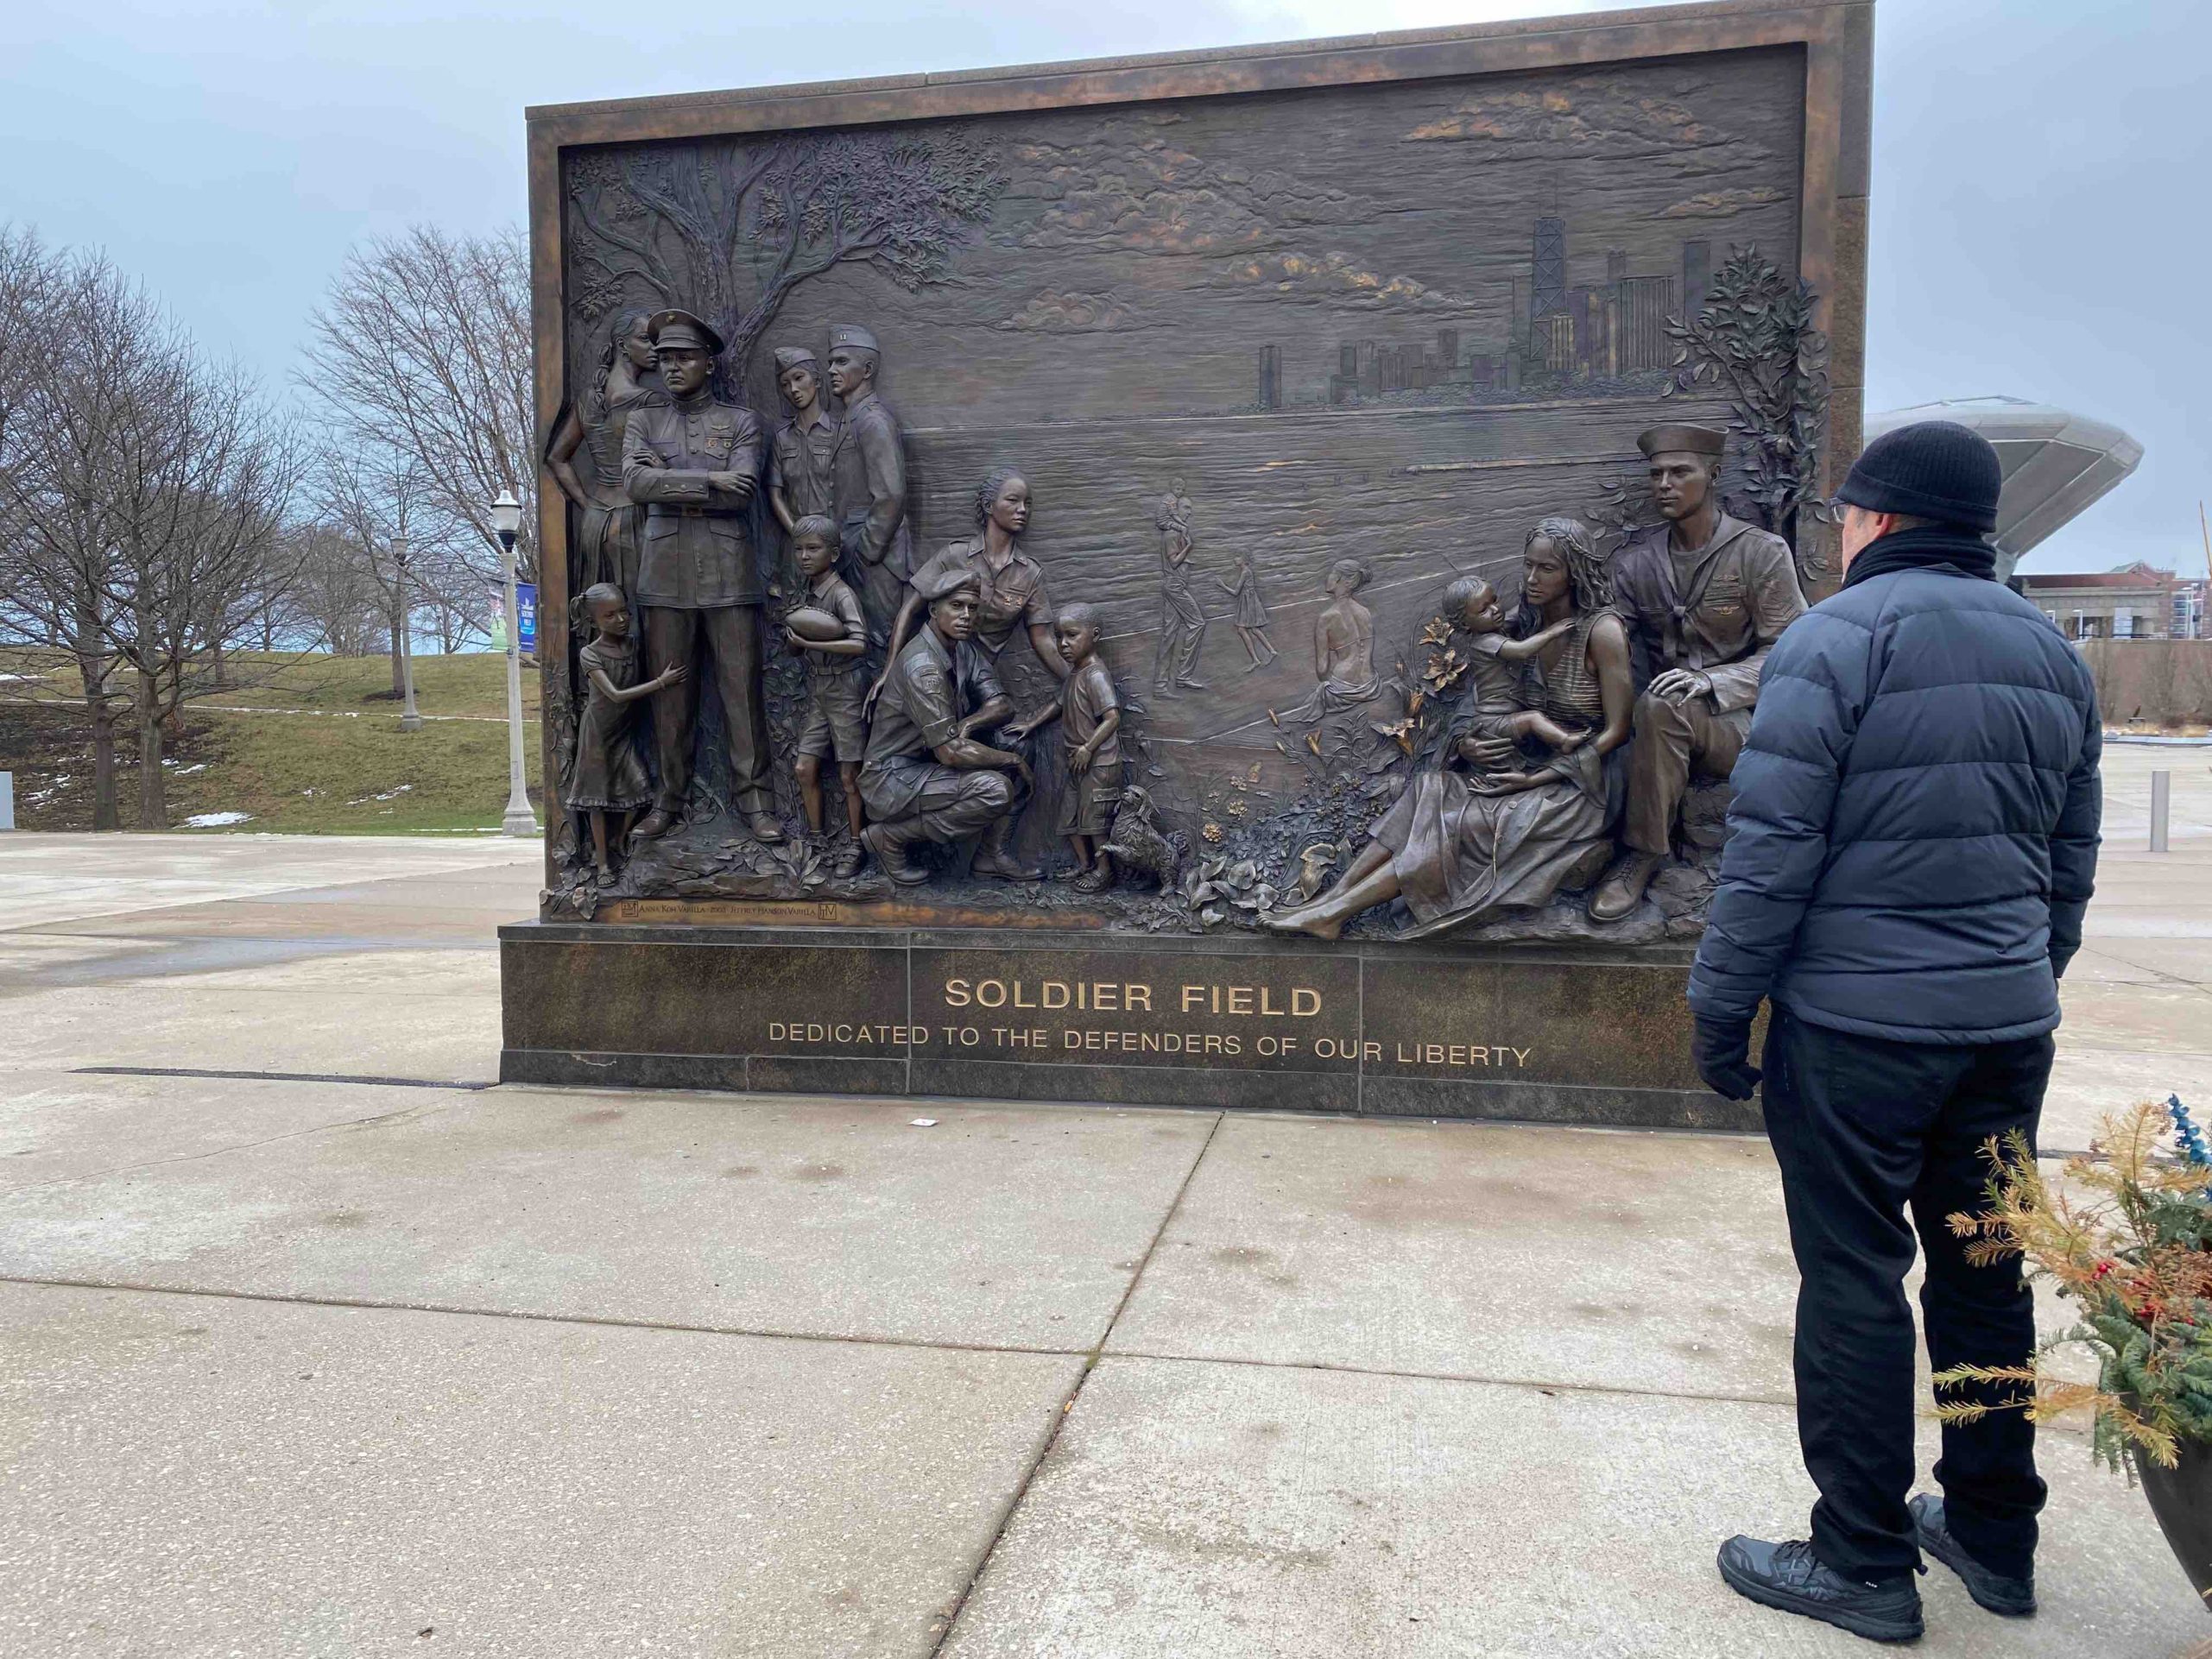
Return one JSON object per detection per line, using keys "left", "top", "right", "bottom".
{"left": 89, "top": 707, "right": 119, "bottom": 832}
{"left": 136, "top": 671, "right": 167, "bottom": 831}
{"left": 76, "top": 602, "right": 121, "bottom": 831}
{"left": 210, "top": 637, "right": 229, "bottom": 690}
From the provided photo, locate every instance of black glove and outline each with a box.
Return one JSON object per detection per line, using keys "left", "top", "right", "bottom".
{"left": 1693, "top": 1015, "right": 1762, "bottom": 1101}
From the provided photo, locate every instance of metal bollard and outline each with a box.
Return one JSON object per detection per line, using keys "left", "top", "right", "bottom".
{"left": 2151, "top": 769, "right": 2171, "bottom": 854}
{"left": 0, "top": 772, "right": 12, "bottom": 830}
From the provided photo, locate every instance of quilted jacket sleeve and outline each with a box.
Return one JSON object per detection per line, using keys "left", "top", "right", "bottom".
{"left": 1686, "top": 608, "right": 1873, "bottom": 1025}
{"left": 2046, "top": 672, "right": 2103, "bottom": 979}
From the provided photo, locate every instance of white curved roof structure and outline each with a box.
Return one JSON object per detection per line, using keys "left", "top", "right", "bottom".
{"left": 1865, "top": 397, "right": 2144, "bottom": 577}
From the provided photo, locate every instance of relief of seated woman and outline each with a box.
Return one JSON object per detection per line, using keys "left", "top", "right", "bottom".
{"left": 1261, "top": 516, "right": 1632, "bottom": 941}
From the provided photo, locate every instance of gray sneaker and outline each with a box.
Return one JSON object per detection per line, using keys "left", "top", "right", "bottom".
{"left": 1717, "top": 1536, "right": 1925, "bottom": 1643}
{"left": 1911, "top": 1494, "right": 2036, "bottom": 1616}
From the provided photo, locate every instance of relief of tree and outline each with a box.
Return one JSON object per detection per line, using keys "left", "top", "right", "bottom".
{"left": 566, "top": 129, "right": 1005, "bottom": 375}
{"left": 1659, "top": 243, "right": 1832, "bottom": 563}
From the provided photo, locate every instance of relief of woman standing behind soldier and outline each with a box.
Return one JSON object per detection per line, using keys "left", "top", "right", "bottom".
{"left": 547, "top": 307, "right": 660, "bottom": 601}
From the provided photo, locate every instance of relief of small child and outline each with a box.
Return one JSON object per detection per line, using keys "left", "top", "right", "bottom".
{"left": 566, "top": 583, "right": 686, "bottom": 884}
{"left": 1005, "top": 603, "right": 1122, "bottom": 893}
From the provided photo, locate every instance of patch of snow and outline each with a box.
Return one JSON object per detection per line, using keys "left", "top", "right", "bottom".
{"left": 174, "top": 763, "right": 206, "bottom": 775}
{"left": 181, "top": 811, "right": 254, "bottom": 828}
{"left": 0, "top": 672, "right": 43, "bottom": 683}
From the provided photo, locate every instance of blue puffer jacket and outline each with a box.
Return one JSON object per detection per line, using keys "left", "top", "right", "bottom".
{"left": 1688, "top": 529, "right": 2101, "bottom": 1044}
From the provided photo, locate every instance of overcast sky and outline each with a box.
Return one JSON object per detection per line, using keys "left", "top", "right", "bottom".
{"left": 3, "top": 0, "right": 2204, "bottom": 574}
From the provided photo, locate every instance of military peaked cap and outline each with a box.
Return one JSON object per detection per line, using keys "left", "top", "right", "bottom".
{"left": 826, "top": 323, "right": 879, "bottom": 355}
{"left": 648, "top": 308, "right": 725, "bottom": 357}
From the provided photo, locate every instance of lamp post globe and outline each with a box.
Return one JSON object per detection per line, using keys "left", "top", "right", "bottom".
{"left": 491, "top": 489, "right": 539, "bottom": 838}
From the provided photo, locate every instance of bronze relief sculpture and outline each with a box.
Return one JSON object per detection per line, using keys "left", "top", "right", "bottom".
{"left": 1215, "top": 548, "right": 1278, "bottom": 672}
{"left": 857, "top": 566, "right": 1033, "bottom": 885}
{"left": 875, "top": 468, "right": 1071, "bottom": 880}
{"left": 882, "top": 469, "right": 1065, "bottom": 690}
{"left": 565, "top": 583, "right": 686, "bottom": 885}
{"left": 767, "top": 345, "right": 858, "bottom": 544}
{"left": 1004, "top": 604, "right": 1123, "bottom": 893}
{"left": 539, "top": 29, "right": 1850, "bottom": 943}
{"left": 1150, "top": 480, "right": 1208, "bottom": 694}
{"left": 783, "top": 515, "right": 872, "bottom": 878}
{"left": 1263, "top": 520, "right": 1632, "bottom": 940}
{"left": 516, "top": 15, "right": 1870, "bottom": 1120}
{"left": 1589, "top": 423, "right": 1807, "bottom": 921}
{"left": 547, "top": 307, "right": 659, "bottom": 600}
{"left": 825, "top": 325, "right": 913, "bottom": 647}
{"left": 622, "top": 308, "right": 781, "bottom": 846}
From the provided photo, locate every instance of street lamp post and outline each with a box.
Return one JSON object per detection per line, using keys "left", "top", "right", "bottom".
{"left": 491, "top": 490, "right": 538, "bottom": 838}
{"left": 395, "top": 535, "right": 422, "bottom": 732}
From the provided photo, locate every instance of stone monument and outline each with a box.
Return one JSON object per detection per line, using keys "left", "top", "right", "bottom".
{"left": 504, "top": 1, "right": 1871, "bottom": 1126}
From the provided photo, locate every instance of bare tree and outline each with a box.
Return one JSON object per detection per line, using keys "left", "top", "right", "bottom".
{"left": 0, "top": 239, "right": 127, "bottom": 825}
{"left": 566, "top": 129, "right": 1003, "bottom": 375}
{"left": 0, "top": 248, "right": 302, "bottom": 829}
{"left": 275, "top": 521, "right": 386, "bottom": 658}
{"left": 300, "top": 226, "right": 538, "bottom": 579}
{"left": 306, "top": 441, "right": 451, "bottom": 696}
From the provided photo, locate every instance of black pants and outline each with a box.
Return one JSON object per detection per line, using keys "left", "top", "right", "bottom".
{"left": 1762, "top": 1005, "right": 2052, "bottom": 1583}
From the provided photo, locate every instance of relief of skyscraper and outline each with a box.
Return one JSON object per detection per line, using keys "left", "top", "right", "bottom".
{"left": 1531, "top": 216, "right": 1567, "bottom": 319}
{"left": 1616, "top": 275, "right": 1676, "bottom": 373}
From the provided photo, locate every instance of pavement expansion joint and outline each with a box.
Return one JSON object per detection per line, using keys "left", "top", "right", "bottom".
{"left": 927, "top": 1108, "right": 1229, "bottom": 1656}
{"left": 0, "top": 1275, "right": 1095, "bottom": 1364}
{"left": 1094, "top": 1347, "right": 1798, "bottom": 1411}
{"left": 0, "top": 1100, "right": 450, "bottom": 1200}
{"left": 72, "top": 1064, "right": 492, "bottom": 1090}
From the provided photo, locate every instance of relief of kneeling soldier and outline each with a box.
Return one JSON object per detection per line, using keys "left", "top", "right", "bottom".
{"left": 1589, "top": 422, "right": 1808, "bottom": 921}
{"left": 857, "top": 565, "right": 1035, "bottom": 886}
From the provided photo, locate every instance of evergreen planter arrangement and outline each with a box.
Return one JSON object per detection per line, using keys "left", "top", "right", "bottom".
{"left": 1936, "top": 1097, "right": 2212, "bottom": 1610}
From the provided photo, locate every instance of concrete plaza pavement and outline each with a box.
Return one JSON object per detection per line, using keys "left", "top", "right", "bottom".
{"left": 1, "top": 745, "right": 2208, "bottom": 1656}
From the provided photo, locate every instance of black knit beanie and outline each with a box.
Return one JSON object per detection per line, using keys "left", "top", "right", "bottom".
{"left": 1834, "top": 419, "right": 2002, "bottom": 533}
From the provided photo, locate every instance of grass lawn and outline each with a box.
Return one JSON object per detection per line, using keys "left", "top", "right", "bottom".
{"left": 1, "top": 650, "right": 546, "bottom": 834}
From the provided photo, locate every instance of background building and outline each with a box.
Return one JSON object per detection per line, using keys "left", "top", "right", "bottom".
{"left": 1864, "top": 397, "right": 2144, "bottom": 582}
{"left": 2016, "top": 563, "right": 2203, "bottom": 640}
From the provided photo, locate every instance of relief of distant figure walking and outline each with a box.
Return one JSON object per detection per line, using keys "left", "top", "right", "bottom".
{"left": 1151, "top": 477, "right": 1208, "bottom": 694}
{"left": 1215, "top": 546, "right": 1278, "bottom": 671}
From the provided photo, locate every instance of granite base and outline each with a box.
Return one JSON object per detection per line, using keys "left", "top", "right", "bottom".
{"left": 499, "top": 924, "right": 1754, "bottom": 1131}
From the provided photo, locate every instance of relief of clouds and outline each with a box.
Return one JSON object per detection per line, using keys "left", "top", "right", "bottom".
{"left": 1198, "top": 249, "right": 1483, "bottom": 314}
{"left": 1002, "top": 126, "right": 1357, "bottom": 255}
{"left": 992, "top": 289, "right": 1149, "bottom": 332}
{"left": 1401, "top": 75, "right": 1771, "bottom": 166}
{"left": 1651, "top": 186, "right": 1789, "bottom": 218}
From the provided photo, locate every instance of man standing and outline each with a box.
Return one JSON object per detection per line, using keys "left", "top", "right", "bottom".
{"left": 1691, "top": 422, "right": 2101, "bottom": 1643}
{"left": 858, "top": 566, "right": 1032, "bottom": 886}
{"left": 1589, "top": 424, "right": 1805, "bottom": 922}
{"left": 622, "top": 308, "right": 782, "bottom": 845}
{"left": 825, "top": 324, "right": 912, "bottom": 647}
